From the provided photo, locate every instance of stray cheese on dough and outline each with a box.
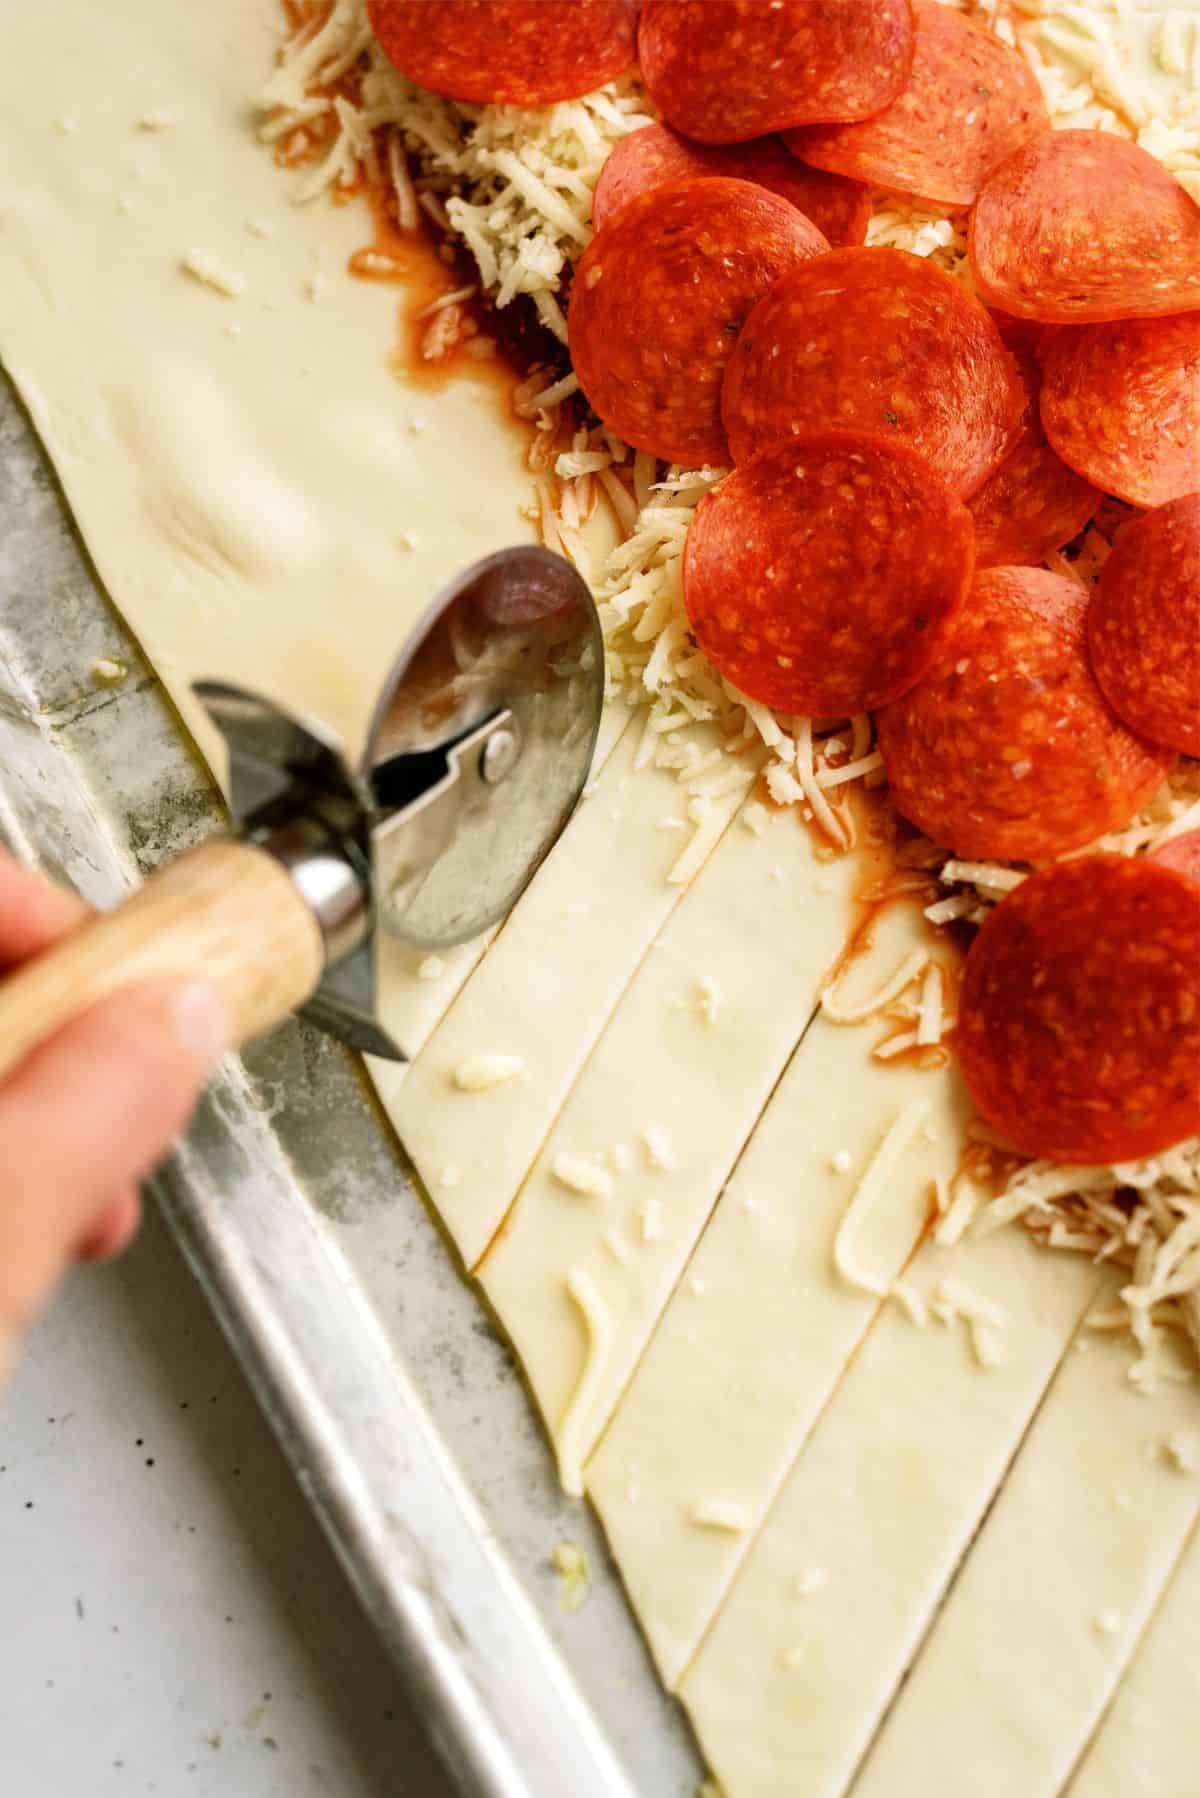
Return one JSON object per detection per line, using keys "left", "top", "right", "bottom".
{"left": 639, "top": 1198, "right": 665, "bottom": 1243}
{"left": 794, "top": 1568, "right": 828, "bottom": 1598}
{"left": 552, "top": 1153, "right": 616, "bottom": 1200}
{"left": 821, "top": 949, "right": 930, "bottom": 1026}
{"left": 180, "top": 250, "right": 247, "bottom": 297}
{"left": 834, "top": 1101, "right": 934, "bottom": 1298}
{"left": 690, "top": 1500, "right": 749, "bottom": 1535}
{"left": 558, "top": 1269, "right": 612, "bottom": 1499}
{"left": 695, "top": 975, "right": 722, "bottom": 1027}
{"left": 641, "top": 1126, "right": 677, "bottom": 1172}
{"left": 452, "top": 1052, "right": 525, "bottom": 1092}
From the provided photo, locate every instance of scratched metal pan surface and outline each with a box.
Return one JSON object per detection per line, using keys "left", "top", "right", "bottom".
{"left": 0, "top": 373, "right": 702, "bottom": 1798}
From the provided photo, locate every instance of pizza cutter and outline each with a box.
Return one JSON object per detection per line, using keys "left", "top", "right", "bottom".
{"left": 0, "top": 546, "right": 604, "bottom": 1079}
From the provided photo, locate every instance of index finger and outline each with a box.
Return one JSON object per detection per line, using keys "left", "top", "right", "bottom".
{"left": 0, "top": 848, "right": 89, "bottom": 967}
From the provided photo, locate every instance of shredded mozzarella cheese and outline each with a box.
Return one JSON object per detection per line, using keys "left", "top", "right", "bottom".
{"left": 552, "top": 1152, "right": 616, "bottom": 1200}
{"left": 263, "top": 0, "right": 1200, "bottom": 1368}
{"left": 973, "top": 1140, "right": 1200, "bottom": 1390}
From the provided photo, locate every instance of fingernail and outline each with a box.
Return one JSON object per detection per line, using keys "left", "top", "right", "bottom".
{"left": 77, "top": 1193, "right": 142, "bottom": 1263}
{"left": 171, "top": 981, "right": 229, "bottom": 1072}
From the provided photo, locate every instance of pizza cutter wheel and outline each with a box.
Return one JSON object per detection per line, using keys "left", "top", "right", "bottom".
{"left": 0, "top": 546, "right": 604, "bottom": 1077}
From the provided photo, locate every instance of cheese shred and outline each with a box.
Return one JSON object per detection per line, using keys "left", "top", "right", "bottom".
{"left": 834, "top": 1100, "right": 934, "bottom": 1298}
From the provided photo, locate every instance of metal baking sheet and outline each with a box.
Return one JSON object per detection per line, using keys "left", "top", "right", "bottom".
{"left": 0, "top": 371, "right": 703, "bottom": 1798}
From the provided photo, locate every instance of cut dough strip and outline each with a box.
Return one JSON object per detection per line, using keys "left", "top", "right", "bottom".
{"left": 477, "top": 794, "right": 871, "bottom": 1501}
{"left": 851, "top": 1301, "right": 1200, "bottom": 1798}
{"left": 369, "top": 703, "right": 633, "bottom": 1087}
{"left": 588, "top": 903, "right": 971, "bottom": 1687}
{"left": 1066, "top": 1513, "right": 1200, "bottom": 1798}
{"left": 680, "top": 1228, "right": 1099, "bottom": 1798}
{"left": 395, "top": 718, "right": 748, "bottom": 1268}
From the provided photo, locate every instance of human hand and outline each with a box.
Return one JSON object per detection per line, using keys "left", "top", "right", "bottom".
{"left": 0, "top": 850, "right": 227, "bottom": 1380}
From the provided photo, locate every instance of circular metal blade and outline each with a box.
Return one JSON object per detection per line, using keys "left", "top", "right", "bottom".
{"left": 364, "top": 545, "right": 605, "bottom": 947}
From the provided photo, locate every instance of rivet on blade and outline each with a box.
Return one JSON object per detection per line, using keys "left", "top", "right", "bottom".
{"left": 481, "top": 724, "right": 520, "bottom": 786}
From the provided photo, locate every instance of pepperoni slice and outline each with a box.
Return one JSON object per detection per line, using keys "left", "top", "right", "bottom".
{"left": 1087, "top": 496, "right": 1200, "bottom": 757}
{"left": 592, "top": 124, "right": 869, "bottom": 246}
{"left": 681, "top": 431, "right": 974, "bottom": 717}
{"left": 956, "top": 857, "right": 1200, "bottom": 1165}
{"left": 1153, "top": 831, "right": 1200, "bottom": 884}
{"left": 970, "top": 131, "right": 1200, "bottom": 325}
{"left": 1038, "top": 315, "right": 1200, "bottom": 510}
{"left": 876, "top": 567, "right": 1172, "bottom": 861}
{"left": 786, "top": 1, "right": 1048, "bottom": 209}
{"left": 568, "top": 178, "right": 830, "bottom": 466}
{"left": 637, "top": 0, "right": 915, "bottom": 145}
{"left": 968, "top": 326, "right": 1100, "bottom": 567}
{"left": 721, "top": 248, "right": 1023, "bottom": 498}
{"left": 366, "top": 0, "right": 635, "bottom": 106}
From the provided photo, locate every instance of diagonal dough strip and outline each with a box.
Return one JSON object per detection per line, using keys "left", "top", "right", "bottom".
{"left": 477, "top": 788, "right": 870, "bottom": 1500}
{"left": 395, "top": 720, "right": 748, "bottom": 1269}
{"left": 588, "top": 906, "right": 972, "bottom": 1689}
{"left": 851, "top": 1307, "right": 1200, "bottom": 1798}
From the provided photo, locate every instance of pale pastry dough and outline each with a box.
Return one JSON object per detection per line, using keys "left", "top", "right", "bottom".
{"left": 852, "top": 1306, "right": 1200, "bottom": 1798}
{"left": 1068, "top": 1520, "right": 1200, "bottom": 1798}
{"left": 371, "top": 932, "right": 497, "bottom": 1078}
{"left": 680, "top": 1229, "right": 1097, "bottom": 1798}
{"left": 395, "top": 717, "right": 753, "bottom": 1267}
{"left": 477, "top": 795, "right": 866, "bottom": 1492}
{"left": 588, "top": 903, "right": 973, "bottom": 1688}
{"left": 369, "top": 702, "right": 631, "bottom": 1079}
{"left": 0, "top": 5, "right": 533, "bottom": 776}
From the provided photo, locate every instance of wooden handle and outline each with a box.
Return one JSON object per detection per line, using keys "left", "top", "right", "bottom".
{"left": 0, "top": 838, "right": 325, "bottom": 1081}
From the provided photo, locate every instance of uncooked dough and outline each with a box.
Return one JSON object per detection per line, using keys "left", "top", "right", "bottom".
{"left": 852, "top": 1310, "right": 1200, "bottom": 1798}
{"left": 396, "top": 715, "right": 748, "bottom": 1267}
{"left": 477, "top": 786, "right": 864, "bottom": 1489}
{"left": 2, "top": 6, "right": 1197, "bottom": 1798}
{"left": 681, "top": 1224, "right": 1098, "bottom": 1798}
{"left": 1068, "top": 1518, "right": 1200, "bottom": 1798}
{"left": 0, "top": 8, "right": 531, "bottom": 785}
{"left": 588, "top": 902, "right": 975, "bottom": 1687}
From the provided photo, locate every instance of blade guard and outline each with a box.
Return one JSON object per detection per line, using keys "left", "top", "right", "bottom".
{"left": 363, "top": 546, "right": 604, "bottom": 948}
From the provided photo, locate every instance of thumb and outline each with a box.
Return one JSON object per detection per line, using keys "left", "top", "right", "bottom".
{"left": 0, "top": 979, "right": 227, "bottom": 1347}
